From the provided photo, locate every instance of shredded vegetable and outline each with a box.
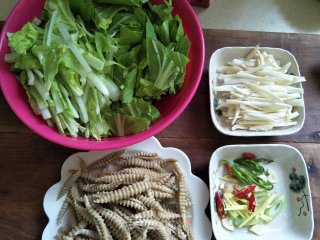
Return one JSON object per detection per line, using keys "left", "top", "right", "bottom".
{"left": 215, "top": 152, "right": 285, "bottom": 236}
{"left": 214, "top": 46, "right": 305, "bottom": 131}
{"left": 223, "top": 156, "right": 274, "bottom": 190}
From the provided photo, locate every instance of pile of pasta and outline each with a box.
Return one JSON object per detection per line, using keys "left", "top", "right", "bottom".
{"left": 214, "top": 46, "right": 305, "bottom": 131}
{"left": 55, "top": 150, "right": 193, "bottom": 240}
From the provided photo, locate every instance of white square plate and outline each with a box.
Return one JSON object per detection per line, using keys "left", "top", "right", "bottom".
{"left": 209, "top": 47, "right": 305, "bottom": 136}
{"left": 209, "top": 144, "right": 314, "bottom": 240}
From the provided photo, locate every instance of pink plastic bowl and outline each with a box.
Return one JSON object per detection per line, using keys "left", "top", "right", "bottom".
{"left": 0, "top": 0, "right": 204, "bottom": 150}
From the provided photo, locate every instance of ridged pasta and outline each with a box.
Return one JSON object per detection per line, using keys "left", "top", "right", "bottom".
{"left": 80, "top": 171, "right": 104, "bottom": 183}
{"left": 151, "top": 182, "right": 175, "bottom": 195}
{"left": 111, "top": 206, "right": 132, "bottom": 222}
{"left": 136, "top": 195, "right": 164, "bottom": 212}
{"left": 131, "top": 210, "right": 157, "bottom": 220}
{"left": 96, "top": 173, "right": 145, "bottom": 184}
{"left": 87, "top": 150, "right": 125, "bottom": 170}
{"left": 152, "top": 190, "right": 175, "bottom": 200}
{"left": 157, "top": 211, "right": 180, "bottom": 221}
{"left": 73, "top": 200, "right": 94, "bottom": 226}
{"left": 57, "top": 196, "right": 70, "bottom": 224}
{"left": 81, "top": 181, "right": 122, "bottom": 193}
{"left": 84, "top": 196, "right": 113, "bottom": 239}
{"left": 162, "top": 203, "right": 178, "bottom": 214}
{"left": 176, "top": 174, "right": 193, "bottom": 240}
{"left": 121, "top": 151, "right": 158, "bottom": 161}
{"left": 165, "top": 222, "right": 187, "bottom": 240}
{"left": 130, "top": 220, "right": 171, "bottom": 240}
{"left": 74, "top": 229, "right": 99, "bottom": 239}
{"left": 116, "top": 167, "right": 169, "bottom": 179}
{"left": 93, "top": 180, "right": 153, "bottom": 203}
{"left": 70, "top": 184, "right": 81, "bottom": 202}
{"left": 116, "top": 158, "right": 163, "bottom": 172}
{"left": 131, "top": 228, "right": 148, "bottom": 240}
{"left": 57, "top": 222, "right": 87, "bottom": 240}
{"left": 162, "top": 175, "right": 177, "bottom": 189}
{"left": 57, "top": 169, "right": 81, "bottom": 200}
{"left": 158, "top": 158, "right": 177, "bottom": 168}
{"left": 116, "top": 198, "right": 146, "bottom": 211}
{"left": 95, "top": 206, "right": 131, "bottom": 240}
{"left": 55, "top": 149, "right": 193, "bottom": 240}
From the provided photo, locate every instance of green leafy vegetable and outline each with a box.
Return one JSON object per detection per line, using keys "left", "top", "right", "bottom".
{"left": 121, "top": 65, "right": 137, "bottom": 104}
{"left": 9, "top": 23, "right": 39, "bottom": 55}
{"left": 59, "top": 65, "right": 84, "bottom": 96}
{"left": 91, "top": 4, "right": 127, "bottom": 30}
{"left": 146, "top": 37, "right": 188, "bottom": 93}
{"left": 5, "top": 0, "right": 190, "bottom": 140}
{"left": 69, "top": 0, "right": 94, "bottom": 23}
{"left": 106, "top": 97, "right": 159, "bottom": 136}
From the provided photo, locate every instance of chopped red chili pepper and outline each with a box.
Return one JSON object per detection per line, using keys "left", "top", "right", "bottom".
{"left": 234, "top": 184, "right": 256, "bottom": 198}
{"left": 248, "top": 193, "right": 256, "bottom": 212}
{"left": 224, "top": 163, "right": 235, "bottom": 176}
{"left": 233, "top": 185, "right": 240, "bottom": 193}
{"left": 242, "top": 152, "right": 256, "bottom": 159}
{"left": 215, "top": 191, "right": 226, "bottom": 219}
{"left": 233, "top": 184, "right": 257, "bottom": 212}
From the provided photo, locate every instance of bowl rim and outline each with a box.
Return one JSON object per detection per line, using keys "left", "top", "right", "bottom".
{"left": 208, "top": 46, "right": 306, "bottom": 137}
{"left": 0, "top": 0, "right": 205, "bottom": 150}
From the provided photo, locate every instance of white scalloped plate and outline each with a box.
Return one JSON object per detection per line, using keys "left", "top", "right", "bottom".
{"left": 209, "top": 144, "right": 314, "bottom": 240}
{"left": 42, "top": 136, "right": 212, "bottom": 240}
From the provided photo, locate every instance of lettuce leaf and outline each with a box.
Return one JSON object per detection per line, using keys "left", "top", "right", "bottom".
{"left": 106, "top": 113, "right": 150, "bottom": 136}
{"left": 8, "top": 23, "right": 39, "bottom": 55}
{"left": 106, "top": 97, "right": 160, "bottom": 136}
{"left": 91, "top": 4, "right": 127, "bottom": 30}
{"left": 121, "top": 64, "right": 137, "bottom": 103}
{"left": 4, "top": 0, "right": 189, "bottom": 139}
{"left": 44, "top": 0, "right": 78, "bottom": 32}
{"left": 69, "top": 0, "right": 94, "bottom": 22}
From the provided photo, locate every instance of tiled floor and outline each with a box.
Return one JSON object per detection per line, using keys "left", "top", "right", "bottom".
{"left": 1, "top": 0, "right": 320, "bottom": 34}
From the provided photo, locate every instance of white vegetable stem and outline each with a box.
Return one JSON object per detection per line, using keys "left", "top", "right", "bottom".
{"left": 27, "top": 69, "right": 35, "bottom": 85}
{"left": 87, "top": 73, "right": 109, "bottom": 97}
{"left": 214, "top": 47, "right": 305, "bottom": 131}
{"left": 58, "top": 23, "right": 92, "bottom": 73}
{"left": 46, "top": 10, "right": 58, "bottom": 46}
{"left": 84, "top": 54, "right": 105, "bottom": 72}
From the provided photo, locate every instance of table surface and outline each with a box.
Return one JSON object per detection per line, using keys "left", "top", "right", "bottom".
{"left": 0, "top": 22, "right": 319, "bottom": 239}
